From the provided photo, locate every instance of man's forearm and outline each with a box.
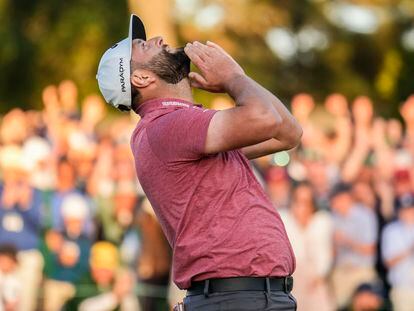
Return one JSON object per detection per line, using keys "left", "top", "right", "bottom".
{"left": 386, "top": 247, "right": 413, "bottom": 268}
{"left": 225, "top": 74, "right": 280, "bottom": 117}
{"left": 226, "top": 74, "right": 302, "bottom": 147}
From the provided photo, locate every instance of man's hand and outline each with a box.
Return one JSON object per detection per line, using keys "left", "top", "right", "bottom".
{"left": 184, "top": 41, "right": 245, "bottom": 93}
{"left": 184, "top": 41, "right": 302, "bottom": 156}
{"left": 334, "top": 230, "right": 350, "bottom": 247}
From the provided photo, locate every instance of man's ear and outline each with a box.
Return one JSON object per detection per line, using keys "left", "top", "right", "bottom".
{"left": 131, "top": 69, "right": 156, "bottom": 89}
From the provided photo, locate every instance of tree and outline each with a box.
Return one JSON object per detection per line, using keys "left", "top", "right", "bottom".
{"left": 0, "top": 0, "right": 128, "bottom": 111}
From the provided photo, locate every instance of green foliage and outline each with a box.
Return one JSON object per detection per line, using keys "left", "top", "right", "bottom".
{"left": 0, "top": 0, "right": 413, "bottom": 116}
{"left": 177, "top": 0, "right": 414, "bottom": 116}
{"left": 0, "top": 0, "right": 128, "bottom": 111}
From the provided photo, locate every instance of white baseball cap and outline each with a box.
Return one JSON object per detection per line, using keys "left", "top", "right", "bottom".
{"left": 61, "top": 193, "right": 89, "bottom": 219}
{"left": 96, "top": 15, "right": 146, "bottom": 111}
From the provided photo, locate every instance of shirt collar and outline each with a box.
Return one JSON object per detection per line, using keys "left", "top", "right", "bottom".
{"left": 136, "top": 98, "right": 199, "bottom": 117}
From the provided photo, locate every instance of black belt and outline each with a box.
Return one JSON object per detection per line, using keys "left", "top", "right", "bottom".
{"left": 187, "top": 276, "right": 293, "bottom": 296}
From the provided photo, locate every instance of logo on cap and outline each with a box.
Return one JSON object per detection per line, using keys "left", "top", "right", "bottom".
{"left": 119, "top": 58, "right": 126, "bottom": 93}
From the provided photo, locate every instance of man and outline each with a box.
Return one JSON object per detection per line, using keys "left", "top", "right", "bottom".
{"left": 0, "top": 145, "right": 44, "bottom": 311}
{"left": 64, "top": 241, "right": 139, "bottom": 311}
{"left": 350, "top": 282, "right": 389, "bottom": 311}
{"left": 0, "top": 245, "right": 20, "bottom": 311}
{"left": 329, "top": 183, "right": 378, "bottom": 309}
{"left": 42, "top": 194, "right": 91, "bottom": 311}
{"left": 49, "top": 157, "right": 94, "bottom": 238}
{"left": 382, "top": 193, "right": 414, "bottom": 311}
{"left": 97, "top": 14, "right": 302, "bottom": 310}
{"left": 280, "top": 183, "right": 334, "bottom": 311}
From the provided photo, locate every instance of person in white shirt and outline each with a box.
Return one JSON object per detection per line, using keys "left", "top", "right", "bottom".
{"left": 281, "top": 182, "right": 334, "bottom": 311}
{"left": 382, "top": 193, "right": 414, "bottom": 311}
{"left": 330, "top": 183, "right": 378, "bottom": 309}
{"left": 0, "top": 245, "right": 21, "bottom": 311}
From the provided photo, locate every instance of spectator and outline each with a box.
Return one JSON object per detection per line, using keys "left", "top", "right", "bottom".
{"left": 1, "top": 81, "right": 414, "bottom": 310}
{"left": 281, "top": 182, "right": 334, "bottom": 311}
{"left": 0, "top": 109, "right": 28, "bottom": 145}
{"left": 381, "top": 193, "right": 414, "bottom": 311}
{"left": 0, "top": 146, "right": 44, "bottom": 311}
{"left": 323, "top": 93, "right": 352, "bottom": 166}
{"left": 58, "top": 80, "right": 79, "bottom": 118}
{"left": 42, "top": 194, "right": 91, "bottom": 311}
{"left": 330, "top": 183, "right": 378, "bottom": 309}
{"left": 79, "top": 268, "right": 140, "bottom": 311}
{"left": 400, "top": 95, "right": 414, "bottom": 148}
{"left": 96, "top": 187, "right": 141, "bottom": 267}
{"left": 386, "top": 118, "right": 404, "bottom": 149}
{"left": 136, "top": 198, "right": 171, "bottom": 311}
{"left": 64, "top": 241, "right": 138, "bottom": 310}
{"left": 266, "top": 167, "right": 291, "bottom": 210}
{"left": 22, "top": 136, "right": 55, "bottom": 191}
{"left": 80, "top": 94, "right": 107, "bottom": 137}
{"left": 0, "top": 245, "right": 20, "bottom": 311}
{"left": 49, "top": 157, "right": 94, "bottom": 237}
{"left": 89, "top": 241, "right": 119, "bottom": 289}
{"left": 350, "top": 282, "right": 388, "bottom": 311}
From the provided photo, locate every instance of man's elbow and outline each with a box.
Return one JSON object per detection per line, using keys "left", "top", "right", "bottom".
{"left": 280, "top": 122, "right": 303, "bottom": 150}
{"left": 291, "top": 123, "right": 303, "bottom": 147}
{"left": 255, "top": 108, "right": 283, "bottom": 138}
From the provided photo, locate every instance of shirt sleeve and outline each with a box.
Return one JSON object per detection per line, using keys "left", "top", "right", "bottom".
{"left": 146, "top": 107, "right": 217, "bottom": 163}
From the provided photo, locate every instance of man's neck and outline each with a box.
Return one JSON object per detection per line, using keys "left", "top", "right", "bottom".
{"left": 139, "top": 79, "right": 193, "bottom": 105}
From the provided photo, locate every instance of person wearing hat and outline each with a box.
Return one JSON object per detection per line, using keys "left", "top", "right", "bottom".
{"left": 64, "top": 241, "right": 140, "bottom": 311}
{"left": 42, "top": 193, "right": 92, "bottom": 311}
{"left": 97, "top": 15, "right": 302, "bottom": 310}
{"left": 381, "top": 193, "right": 414, "bottom": 311}
{"left": 0, "top": 244, "right": 21, "bottom": 311}
{"left": 48, "top": 157, "right": 94, "bottom": 238}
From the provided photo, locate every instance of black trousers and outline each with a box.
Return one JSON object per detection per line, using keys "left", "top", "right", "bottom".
{"left": 184, "top": 290, "right": 297, "bottom": 310}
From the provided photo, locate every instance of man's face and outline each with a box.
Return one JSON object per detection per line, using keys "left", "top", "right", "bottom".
{"left": 64, "top": 217, "right": 84, "bottom": 237}
{"left": 0, "top": 255, "right": 16, "bottom": 273}
{"left": 57, "top": 161, "right": 76, "bottom": 191}
{"left": 91, "top": 267, "right": 115, "bottom": 287}
{"left": 131, "top": 37, "right": 190, "bottom": 84}
{"left": 331, "top": 192, "right": 353, "bottom": 215}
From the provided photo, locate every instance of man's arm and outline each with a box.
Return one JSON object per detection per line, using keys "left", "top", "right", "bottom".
{"left": 334, "top": 230, "right": 376, "bottom": 256}
{"left": 184, "top": 41, "right": 302, "bottom": 156}
{"left": 382, "top": 227, "right": 414, "bottom": 268}
{"left": 241, "top": 139, "right": 293, "bottom": 160}
{"left": 385, "top": 247, "right": 413, "bottom": 268}
{"left": 240, "top": 83, "right": 303, "bottom": 159}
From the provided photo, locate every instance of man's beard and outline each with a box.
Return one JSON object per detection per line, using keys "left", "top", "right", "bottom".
{"left": 143, "top": 47, "right": 191, "bottom": 84}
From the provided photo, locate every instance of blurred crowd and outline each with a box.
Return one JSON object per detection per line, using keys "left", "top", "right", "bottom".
{"left": 0, "top": 81, "right": 173, "bottom": 311}
{"left": 259, "top": 93, "right": 414, "bottom": 311}
{"left": 0, "top": 79, "right": 413, "bottom": 311}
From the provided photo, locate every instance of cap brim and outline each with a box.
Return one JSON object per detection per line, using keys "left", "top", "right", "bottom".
{"left": 129, "top": 14, "right": 146, "bottom": 42}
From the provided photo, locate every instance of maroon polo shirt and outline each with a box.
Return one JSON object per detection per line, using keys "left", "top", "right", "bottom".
{"left": 130, "top": 98, "right": 295, "bottom": 289}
